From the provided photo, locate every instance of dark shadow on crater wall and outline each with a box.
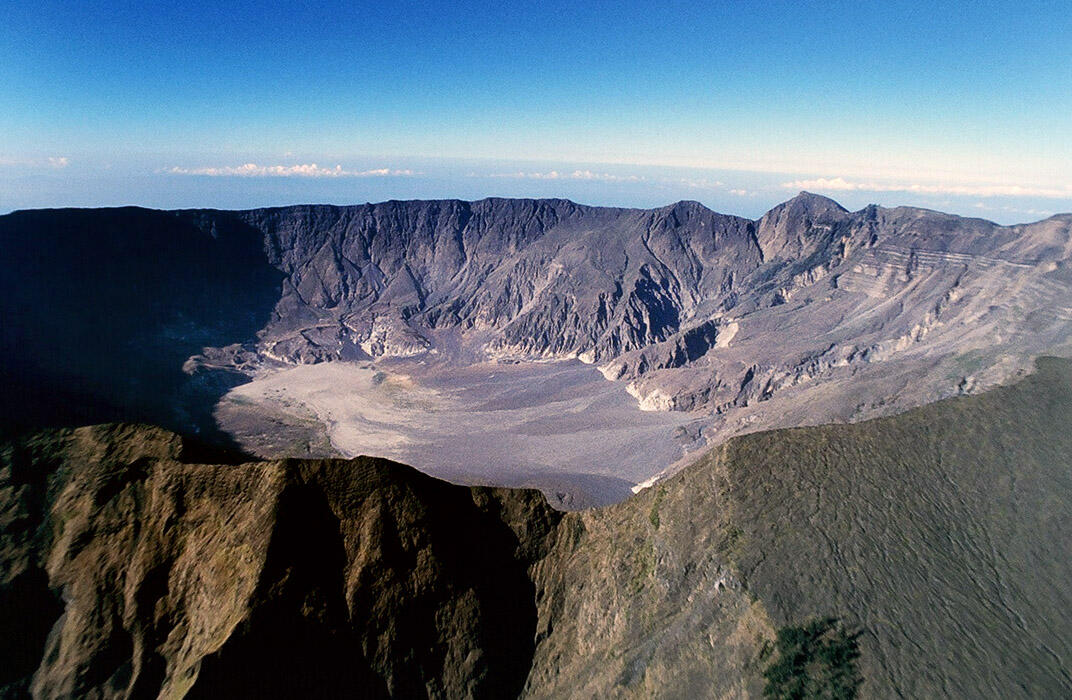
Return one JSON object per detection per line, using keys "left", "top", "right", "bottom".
{"left": 0, "top": 208, "right": 284, "bottom": 451}
{"left": 190, "top": 470, "right": 544, "bottom": 699}
{"left": 189, "top": 481, "right": 390, "bottom": 699}
{"left": 396, "top": 484, "right": 543, "bottom": 699}
{"left": 0, "top": 568, "right": 64, "bottom": 695}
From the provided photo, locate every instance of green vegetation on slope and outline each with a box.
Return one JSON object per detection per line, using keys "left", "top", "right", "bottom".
{"left": 761, "top": 618, "right": 861, "bottom": 700}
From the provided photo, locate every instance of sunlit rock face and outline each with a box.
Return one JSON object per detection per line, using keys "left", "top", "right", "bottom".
{"left": 227, "top": 195, "right": 1072, "bottom": 421}
{"left": 229, "top": 195, "right": 1072, "bottom": 486}
{"left": 2, "top": 195, "right": 1070, "bottom": 501}
{"left": 235, "top": 197, "right": 762, "bottom": 366}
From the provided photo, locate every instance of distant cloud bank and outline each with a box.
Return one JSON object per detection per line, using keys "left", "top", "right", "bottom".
{"left": 783, "top": 176, "right": 1072, "bottom": 200}
{"left": 166, "top": 163, "right": 415, "bottom": 178}
{"left": 5, "top": 154, "right": 1064, "bottom": 224}
{"left": 490, "top": 169, "right": 645, "bottom": 182}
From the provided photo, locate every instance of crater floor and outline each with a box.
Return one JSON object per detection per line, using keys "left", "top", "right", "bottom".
{"left": 215, "top": 359, "right": 702, "bottom": 507}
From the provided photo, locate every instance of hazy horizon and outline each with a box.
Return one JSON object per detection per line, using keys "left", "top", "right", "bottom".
{"left": 3, "top": 1, "right": 1070, "bottom": 224}
{"left": 3, "top": 155, "right": 1070, "bottom": 225}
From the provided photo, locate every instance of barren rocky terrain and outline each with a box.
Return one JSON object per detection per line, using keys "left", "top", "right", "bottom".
{"left": 215, "top": 360, "right": 693, "bottom": 508}
{"left": 2, "top": 195, "right": 1070, "bottom": 503}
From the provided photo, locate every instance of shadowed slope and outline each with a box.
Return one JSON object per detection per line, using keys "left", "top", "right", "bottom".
{"left": 0, "top": 424, "right": 559, "bottom": 698}
{"left": 0, "top": 208, "right": 284, "bottom": 446}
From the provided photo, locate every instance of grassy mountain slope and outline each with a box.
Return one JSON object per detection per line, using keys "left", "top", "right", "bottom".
{"left": 540, "top": 356, "right": 1069, "bottom": 698}
{"left": 2, "top": 358, "right": 1070, "bottom": 698}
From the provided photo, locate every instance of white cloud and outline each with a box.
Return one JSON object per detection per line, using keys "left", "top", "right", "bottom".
{"left": 165, "top": 163, "right": 416, "bottom": 177}
{"left": 490, "top": 169, "right": 645, "bottom": 183}
{"left": 675, "top": 177, "right": 724, "bottom": 190}
{"left": 782, "top": 176, "right": 1072, "bottom": 200}
{"left": 0, "top": 156, "right": 70, "bottom": 169}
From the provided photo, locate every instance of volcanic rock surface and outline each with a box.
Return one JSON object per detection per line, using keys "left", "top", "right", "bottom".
{"left": 2, "top": 195, "right": 1070, "bottom": 501}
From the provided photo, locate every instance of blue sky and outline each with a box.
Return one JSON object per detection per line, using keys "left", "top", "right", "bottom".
{"left": 2, "top": 0, "right": 1070, "bottom": 222}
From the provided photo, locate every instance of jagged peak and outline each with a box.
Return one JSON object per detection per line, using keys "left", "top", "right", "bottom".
{"left": 655, "top": 199, "right": 713, "bottom": 221}
{"left": 753, "top": 192, "right": 849, "bottom": 260}
{"left": 665, "top": 199, "right": 708, "bottom": 211}
{"left": 764, "top": 191, "right": 849, "bottom": 218}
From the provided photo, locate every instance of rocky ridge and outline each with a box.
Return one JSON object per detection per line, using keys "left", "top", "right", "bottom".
{"left": 2, "top": 196, "right": 1070, "bottom": 487}
{"left": 3, "top": 357, "right": 1071, "bottom": 698}
{"left": 211, "top": 196, "right": 1072, "bottom": 450}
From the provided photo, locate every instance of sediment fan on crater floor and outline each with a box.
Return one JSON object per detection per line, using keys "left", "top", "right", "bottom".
{"left": 2, "top": 194, "right": 1070, "bottom": 499}
{"left": 2, "top": 358, "right": 1070, "bottom": 698}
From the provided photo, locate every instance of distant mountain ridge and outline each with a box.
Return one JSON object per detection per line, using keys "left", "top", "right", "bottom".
{"left": 2, "top": 195, "right": 1070, "bottom": 479}
{"left": 223, "top": 193, "right": 1072, "bottom": 409}
{"left": 230, "top": 197, "right": 760, "bottom": 364}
